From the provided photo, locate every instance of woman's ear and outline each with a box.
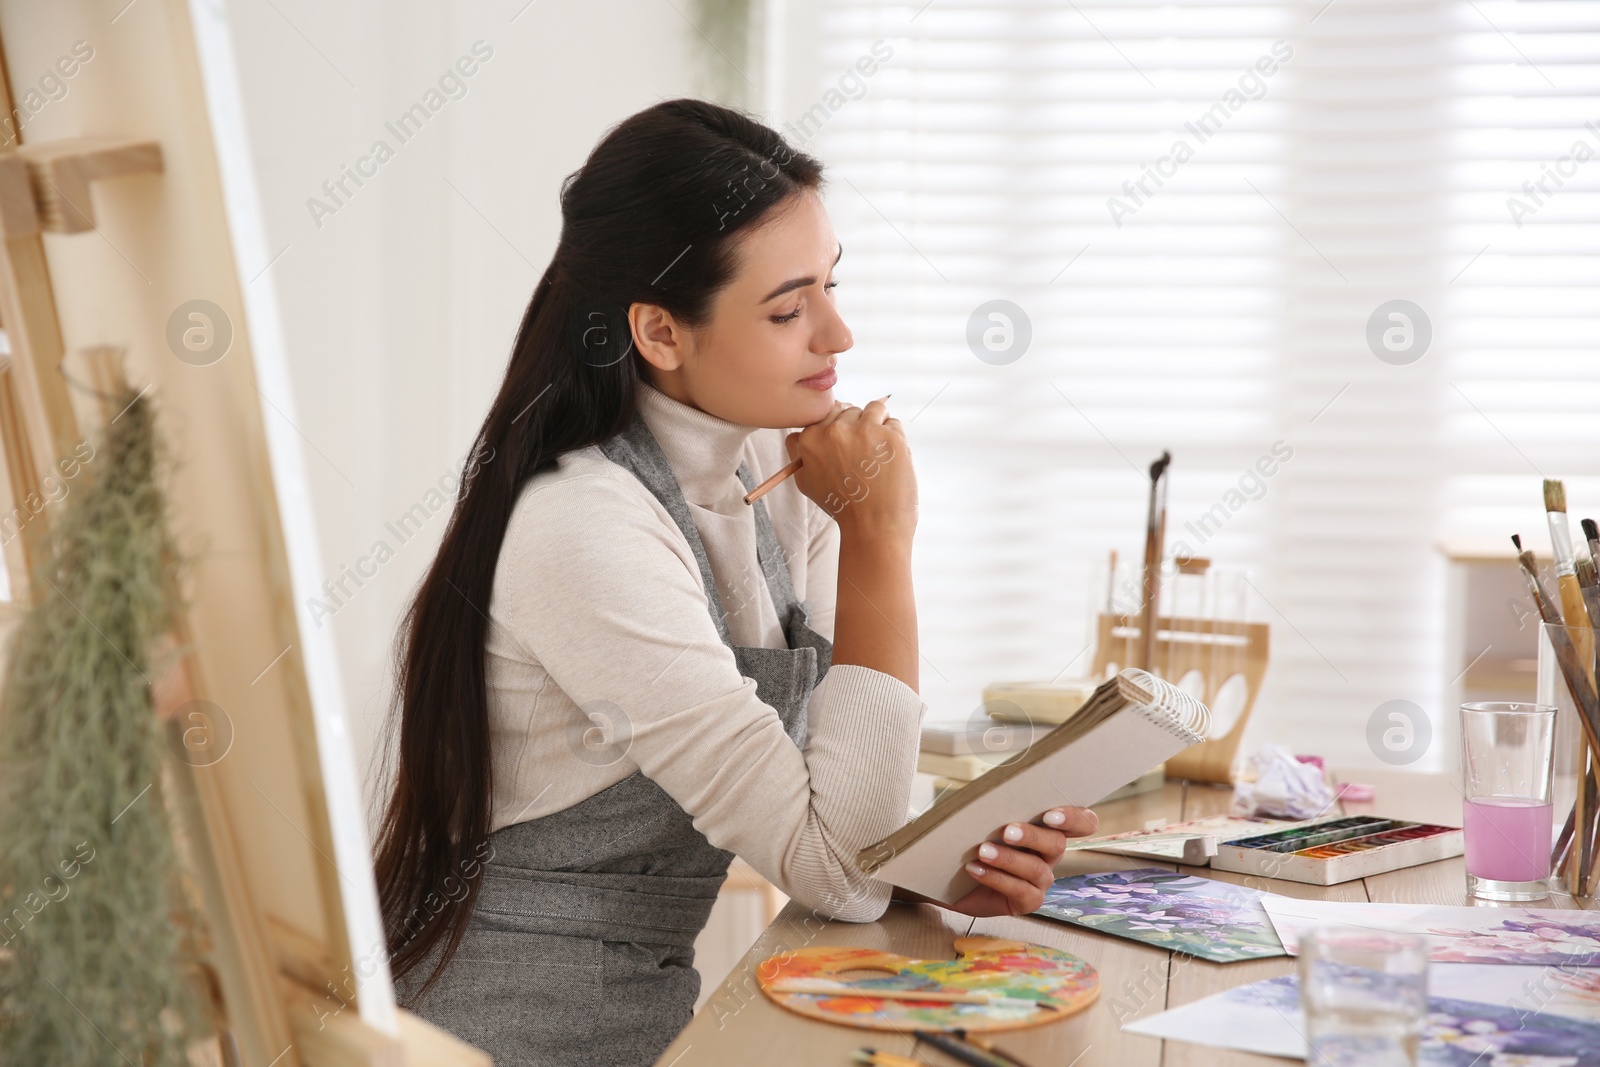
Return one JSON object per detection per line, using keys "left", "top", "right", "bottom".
{"left": 629, "top": 302, "right": 688, "bottom": 373}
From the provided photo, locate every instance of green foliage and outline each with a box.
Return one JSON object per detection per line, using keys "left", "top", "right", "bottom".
{"left": 0, "top": 391, "right": 207, "bottom": 1065}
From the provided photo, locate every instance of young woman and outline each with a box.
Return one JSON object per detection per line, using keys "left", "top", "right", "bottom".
{"left": 374, "top": 99, "right": 1097, "bottom": 1066}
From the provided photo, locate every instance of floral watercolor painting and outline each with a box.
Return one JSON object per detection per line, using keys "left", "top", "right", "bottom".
{"left": 1128, "top": 974, "right": 1600, "bottom": 1065}
{"left": 1033, "top": 867, "right": 1287, "bottom": 963}
{"left": 1263, "top": 898, "right": 1600, "bottom": 967}
{"left": 1431, "top": 963, "right": 1600, "bottom": 1024}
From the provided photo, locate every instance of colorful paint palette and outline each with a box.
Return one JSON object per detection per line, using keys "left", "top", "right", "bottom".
{"left": 1210, "top": 814, "right": 1463, "bottom": 885}
{"left": 755, "top": 936, "right": 1098, "bottom": 1033}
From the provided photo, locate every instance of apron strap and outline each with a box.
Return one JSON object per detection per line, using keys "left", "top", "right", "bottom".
{"left": 597, "top": 415, "right": 737, "bottom": 648}
{"left": 599, "top": 413, "right": 814, "bottom": 649}
{"left": 734, "top": 462, "right": 807, "bottom": 623}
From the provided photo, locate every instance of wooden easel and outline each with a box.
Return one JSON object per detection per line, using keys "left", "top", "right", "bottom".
{"left": 0, "top": 9, "right": 483, "bottom": 1066}
{"left": 1093, "top": 612, "right": 1270, "bottom": 783}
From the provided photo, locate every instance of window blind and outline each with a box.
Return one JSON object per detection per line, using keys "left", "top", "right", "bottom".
{"left": 797, "top": 0, "right": 1600, "bottom": 767}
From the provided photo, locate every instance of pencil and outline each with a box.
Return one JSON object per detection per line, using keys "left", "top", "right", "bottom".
{"left": 742, "top": 457, "right": 802, "bottom": 505}
{"left": 741, "top": 395, "right": 891, "bottom": 505}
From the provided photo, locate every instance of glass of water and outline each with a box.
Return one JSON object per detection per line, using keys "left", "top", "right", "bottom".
{"left": 1299, "top": 927, "right": 1429, "bottom": 1067}
{"left": 1460, "top": 701, "right": 1557, "bottom": 901}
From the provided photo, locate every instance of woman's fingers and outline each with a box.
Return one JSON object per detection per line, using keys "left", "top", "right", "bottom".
{"left": 1040, "top": 806, "right": 1098, "bottom": 838}
{"left": 860, "top": 396, "right": 891, "bottom": 425}
{"left": 815, "top": 400, "right": 851, "bottom": 428}
{"left": 998, "top": 822, "right": 1069, "bottom": 866}
{"left": 972, "top": 839, "right": 1053, "bottom": 885}
{"left": 965, "top": 848, "right": 1050, "bottom": 915}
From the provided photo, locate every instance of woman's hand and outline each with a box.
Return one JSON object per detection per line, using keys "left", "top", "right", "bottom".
{"left": 936, "top": 806, "right": 1099, "bottom": 918}
{"left": 785, "top": 398, "right": 916, "bottom": 545}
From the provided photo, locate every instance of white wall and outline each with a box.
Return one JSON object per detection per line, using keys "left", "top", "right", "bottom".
{"left": 222, "top": 0, "right": 700, "bottom": 815}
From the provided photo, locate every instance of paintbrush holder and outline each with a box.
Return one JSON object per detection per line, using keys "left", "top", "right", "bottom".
{"left": 1090, "top": 559, "right": 1267, "bottom": 784}
{"left": 1540, "top": 621, "right": 1597, "bottom": 893}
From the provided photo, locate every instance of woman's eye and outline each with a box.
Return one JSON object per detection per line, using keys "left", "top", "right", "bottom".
{"left": 770, "top": 306, "right": 802, "bottom": 324}
{"left": 824, "top": 280, "right": 838, "bottom": 293}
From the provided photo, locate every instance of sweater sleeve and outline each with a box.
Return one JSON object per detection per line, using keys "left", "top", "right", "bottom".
{"left": 497, "top": 472, "right": 924, "bottom": 922}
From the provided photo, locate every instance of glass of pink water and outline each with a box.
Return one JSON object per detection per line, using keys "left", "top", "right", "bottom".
{"left": 1460, "top": 702, "right": 1557, "bottom": 902}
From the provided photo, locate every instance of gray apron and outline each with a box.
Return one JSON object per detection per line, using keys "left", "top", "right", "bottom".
{"left": 402, "top": 415, "right": 831, "bottom": 1066}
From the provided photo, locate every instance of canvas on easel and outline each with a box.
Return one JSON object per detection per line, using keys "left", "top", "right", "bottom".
{"left": 0, "top": 3, "right": 484, "bottom": 1063}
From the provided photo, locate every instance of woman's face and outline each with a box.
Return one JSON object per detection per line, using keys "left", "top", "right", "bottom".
{"left": 632, "top": 189, "right": 852, "bottom": 429}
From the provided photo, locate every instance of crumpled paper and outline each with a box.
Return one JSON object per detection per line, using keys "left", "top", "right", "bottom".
{"left": 1231, "top": 744, "right": 1336, "bottom": 820}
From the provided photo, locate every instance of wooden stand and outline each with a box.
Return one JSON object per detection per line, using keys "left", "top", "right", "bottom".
{"left": 1092, "top": 612, "right": 1270, "bottom": 783}
{"left": 0, "top": 8, "right": 485, "bottom": 1065}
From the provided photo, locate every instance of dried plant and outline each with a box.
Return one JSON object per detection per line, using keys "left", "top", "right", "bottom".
{"left": 0, "top": 390, "right": 207, "bottom": 1065}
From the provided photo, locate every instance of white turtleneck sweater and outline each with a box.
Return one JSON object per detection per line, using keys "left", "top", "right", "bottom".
{"left": 483, "top": 382, "right": 926, "bottom": 923}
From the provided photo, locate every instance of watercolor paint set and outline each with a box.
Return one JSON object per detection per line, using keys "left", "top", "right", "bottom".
{"left": 1208, "top": 814, "right": 1463, "bottom": 885}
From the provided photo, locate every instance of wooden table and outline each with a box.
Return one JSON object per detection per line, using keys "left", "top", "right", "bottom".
{"left": 655, "top": 767, "right": 1595, "bottom": 1066}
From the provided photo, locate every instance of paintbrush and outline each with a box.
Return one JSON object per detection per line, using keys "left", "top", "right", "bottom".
{"left": 1545, "top": 482, "right": 1595, "bottom": 894}
{"left": 1578, "top": 545, "right": 1600, "bottom": 893}
{"left": 1516, "top": 533, "right": 1600, "bottom": 890}
{"left": 1136, "top": 451, "right": 1172, "bottom": 672}
{"left": 1546, "top": 482, "right": 1594, "bottom": 685}
{"left": 769, "top": 978, "right": 1053, "bottom": 1009}
{"left": 1584, "top": 519, "right": 1600, "bottom": 629}
{"left": 742, "top": 395, "right": 891, "bottom": 505}
{"left": 1580, "top": 555, "right": 1600, "bottom": 637}
{"left": 952, "top": 1028, "right": 1038, "bottom": 1067}
{"left": 915, "top": 1030, "right": 1026, "bottom": 1067}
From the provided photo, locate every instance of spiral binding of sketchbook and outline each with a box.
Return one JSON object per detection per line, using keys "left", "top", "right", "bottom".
{"left": 859, "top": 669, "right": 1211, "bottom": 904}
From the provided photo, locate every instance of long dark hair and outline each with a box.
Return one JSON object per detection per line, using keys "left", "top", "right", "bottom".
{"left": 374, "top": 99, "right": 823, "bottom": 999}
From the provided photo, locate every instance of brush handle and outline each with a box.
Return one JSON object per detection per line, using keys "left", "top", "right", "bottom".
{"left": 1550, "top": 510, "right": 1578, "bottom": 575}
{"left": 855, "top": 1051, "right": 923, "bottom": 1067}
{"left": 770, "top": 979, "right": 1045, "bottom": 1008}
{"left": 1137, "top": 475, "right": 1168, "bottom": 671}
{"left": 1516, "top": 552, "right": 1600, "bottom": 751}
{"left": 1558, "top": 575, "right": 1595, "bottom": 894}
{"left": 1561, "top": 577, "right": 1595, "bottom": 678}
{"left": 915, "top": 1030, "right": 1024, "bottom": 1067}
{"left": 1523, "top": 549, "right": 1600, "bottom": 894}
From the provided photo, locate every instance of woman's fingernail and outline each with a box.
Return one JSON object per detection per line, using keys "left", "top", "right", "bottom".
{"left": 966, "top": 862, "right": 986, "bottom": 877}
{"left": 1045, "top": 810, "right": 1067, "bottom": 826}
{"left": 1004, "top": 824, "right": 1024, "bottom": 842}
{"left": 978, "top": 843, "right": 999, "bottom": 860}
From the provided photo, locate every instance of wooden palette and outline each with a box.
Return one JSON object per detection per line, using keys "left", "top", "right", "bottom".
{"left": 756, "top": 936, "right": 1098, "bottom": 1033}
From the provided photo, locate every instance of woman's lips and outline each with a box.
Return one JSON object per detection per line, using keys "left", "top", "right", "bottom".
{"left": 798, "top": 367, "right": 837, "bottom": 390}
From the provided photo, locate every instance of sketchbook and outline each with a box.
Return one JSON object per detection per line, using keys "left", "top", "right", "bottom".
{"left": 858, "top": 669, "right": 1210, "bottom": 903}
